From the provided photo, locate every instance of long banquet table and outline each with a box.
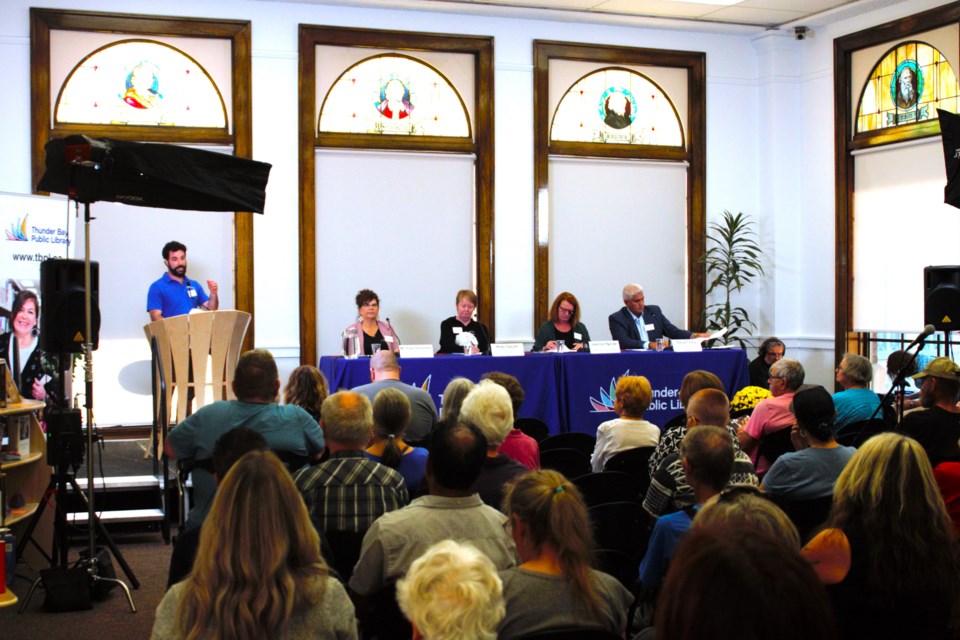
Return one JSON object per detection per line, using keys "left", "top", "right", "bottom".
{"left": 319, "top": 349, "right": 750, "bottom": 435}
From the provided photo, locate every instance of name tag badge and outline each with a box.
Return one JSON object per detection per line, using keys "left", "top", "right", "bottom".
{"left": 645, "top": 323, "right": 655, "bottom": 331}
{"left": 574, "top": 332, "right": 582, "bottom": 340}
{"left": 452, "top": 327, "right": 463, "bottom": 334}
{"left": 187, "top": 286, "right": 198, "bottom": 298}
{"left": 384, "top": 336, "right": 394, "bottom": 343}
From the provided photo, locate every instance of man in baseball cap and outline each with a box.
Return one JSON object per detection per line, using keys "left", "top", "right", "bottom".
{"left": 901, "top": 357, "right": 960, "bottom": 465}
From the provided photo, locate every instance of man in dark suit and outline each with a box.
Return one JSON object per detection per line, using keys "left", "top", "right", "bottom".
{"left": 608, "top": 283, "right": 708, "bottom": 349}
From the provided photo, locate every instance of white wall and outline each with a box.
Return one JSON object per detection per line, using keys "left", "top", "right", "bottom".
{"left": 1, "top": 0, "right": 953, "bottom": 422}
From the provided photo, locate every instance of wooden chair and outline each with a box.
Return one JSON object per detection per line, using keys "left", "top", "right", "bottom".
{"left": 574, "top": 471, "right": 643, "bottom": 507}
{"left": 540, "top": 448, "right": 592, "bottom": 479}
{"left": 540, "top": 432, "right": 596, "bottom": 455}
{"left": 515, "top": 417, "right": 551, "bottom": 442}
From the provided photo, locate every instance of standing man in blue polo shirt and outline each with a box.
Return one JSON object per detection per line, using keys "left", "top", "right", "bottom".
{"left": 147, "top": 240, "right": 219, "bottom": 320}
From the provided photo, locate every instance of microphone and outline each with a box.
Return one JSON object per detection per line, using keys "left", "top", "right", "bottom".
{"left": 476, "top": 321, "right": 491, "bottom": 355}
{"left": 385, "top": 317, "right": 401, "bottom": 347}
{"left": 906, "top": 324, "right": 936, "bottom": 350}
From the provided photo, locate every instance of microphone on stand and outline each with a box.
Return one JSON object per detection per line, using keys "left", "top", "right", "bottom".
{"left": 386, "top": 317, "right": 401, "bottom": 348}
{"left": 906, "top": 324, "right": 936, "bottom": 350}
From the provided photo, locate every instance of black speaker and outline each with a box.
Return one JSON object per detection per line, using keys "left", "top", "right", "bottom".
{"left": 924, "top": 265, "right": 960, "bottom": 332}
{"left": 39, "top": 259, "right": 100, "bottom": 353}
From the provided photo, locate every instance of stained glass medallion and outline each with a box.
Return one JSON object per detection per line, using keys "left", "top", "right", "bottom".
{"left": 856, "top": 41, "right": 959, "bottom": 134}
{"left": 55, "top": 39, "right": 227, "bottom": 128}
{"left": 551, "top": 67, "right": 683, "bottom": 146}
{"left": 318, "top": 54, "right": 471, "bottom": 138}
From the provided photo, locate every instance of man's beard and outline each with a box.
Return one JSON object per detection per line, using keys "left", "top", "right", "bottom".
{"left": 168, "top": 264, "right": 187, "bottom": 278}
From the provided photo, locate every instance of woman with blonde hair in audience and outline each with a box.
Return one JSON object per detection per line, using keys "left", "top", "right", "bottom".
{"left": 397, "top": 539, "right": 505, "bottom": 640}
{"left": 365, "top": 387, "right": 429, "bottom": 495}
{"left": 150, "top": 450, "right": 357, "bottom": 640}
{"left": 497, "top": 470, "right": 633, "bottom": 639}
{"left": 802, "top": 433, "right": 960, "bottom": 640}
{"left": 438, "top": 377, "right": 474, "bottom": 428}
{"left": 283, "top": 364, "right": 329, "bottom": 423}
{"left": 591, "top": 375, "right": 660, "bottom": 472}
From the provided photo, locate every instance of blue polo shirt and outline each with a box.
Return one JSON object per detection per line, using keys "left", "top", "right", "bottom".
{"left": 147, "top": 272, "right": 209, "bottom": 318}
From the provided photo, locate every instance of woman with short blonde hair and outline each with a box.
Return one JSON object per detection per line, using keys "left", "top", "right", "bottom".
{"left": 591, "top": 375, "right": 660, "bottom": 472}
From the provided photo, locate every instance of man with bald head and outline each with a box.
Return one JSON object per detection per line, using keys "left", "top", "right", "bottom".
{"left": 643, "top": 389, "right": 758, "bottom": 518}
{"left": 295, "top": 390, "right": 408, "bottom": 541}
{"left": 352, "top": 350, "right": 438, "bottom": 443}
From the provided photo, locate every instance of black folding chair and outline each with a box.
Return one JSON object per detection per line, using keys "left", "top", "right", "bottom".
{"left": 603, "top": 446, "right": 656, "bottom": 496}
{"left": 540, "top": 432, "right": 597, "bottom": 455}
{"left": 515, "top": 417, "right": 551, "bottom": 442}
{"left": 756, "top": 426, "right": 794, "bottom": 478}
{"left": 769, "top": 493, "right": 834, "bottom": 543}
{"left": 574, "top": 471, "right": 643, "bottom": 507}
{"left": 540, "top": 448, "right": 592, "bottom": 479}
{"left": 589, "top": 501, "right": 651, "bottom": 559}
{"left": 836, "top": 418, "right": 889, "bottom": 448}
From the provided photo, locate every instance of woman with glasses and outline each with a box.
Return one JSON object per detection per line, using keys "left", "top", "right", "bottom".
{"left": 802, "top": 433, "right": 960, "bottom": 640}
{"left": 497, "top": 469, "right": 633, "bottom": 639}
{"left": 532, "top": 292, "right": 591, "bottom": 352}
{"left": 343, "top": 288, "right": 400, "bottom": 356}
{"left": 0, "top": 290, "right": 50, "bottom": 401}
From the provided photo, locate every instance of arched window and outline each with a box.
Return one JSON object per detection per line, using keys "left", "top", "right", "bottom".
{"left": 318, "top": 54, "right": 470, "bottom": 138}
{"left": 55, "top": 39, "right": 228, "bottom": 129}
{"left": 551, "top": 67, "right": 684, "bottom": 147}
{"left": 855, "top": 41, "right": 958, "bottom": 134}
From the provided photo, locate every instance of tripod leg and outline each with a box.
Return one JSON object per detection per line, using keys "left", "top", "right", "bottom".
{"left": 16, "top": 576, "right": 44, "bottom": 613}
{"left": 15, "top": 478, "right": 57, "bottom": 565}
{"left": 91, "top": 575, "right": 136, "bottom": 613}
{"left": 67, "top": 477, "right": 139, "bottom": 589}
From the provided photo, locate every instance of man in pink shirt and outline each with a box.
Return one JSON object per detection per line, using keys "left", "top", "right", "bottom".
{"left": 483, "top": 371, "right": 540, "bottom": 470}
{"left": 737, "top": 358, "right": 805, "bottom": 474}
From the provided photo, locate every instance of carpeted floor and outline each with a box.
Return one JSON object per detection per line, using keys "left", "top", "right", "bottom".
{"left": 2, "top": 438, "right": 172, "bottom": 637}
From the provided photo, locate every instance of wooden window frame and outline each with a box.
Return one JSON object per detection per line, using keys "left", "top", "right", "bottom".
{"left": 298, "top": 25, "right": 494, "bottom": 366}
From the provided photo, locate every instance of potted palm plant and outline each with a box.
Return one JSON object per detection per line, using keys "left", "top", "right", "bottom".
{"left": 701, "top": 210, "right": 764, "bottom": 349}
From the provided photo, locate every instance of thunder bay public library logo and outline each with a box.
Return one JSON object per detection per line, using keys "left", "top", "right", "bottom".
{"left": 5, "top": 215, "right": 28, "bottom": 241}
{"left": 589, "top": 370, "right": 630, "bottom": 413}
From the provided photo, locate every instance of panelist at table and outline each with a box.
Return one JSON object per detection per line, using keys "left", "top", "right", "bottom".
{"left": 343, "top": 288, "right": 400, "bottom": 356}
{"left": 533, "top": 292, "right": 591, "bottom": 352}
{"left": 608, "top": 283, "right": 709, "bottom": 350}
{"left": 438, "top": 289, "right": 490, "bottom": 355}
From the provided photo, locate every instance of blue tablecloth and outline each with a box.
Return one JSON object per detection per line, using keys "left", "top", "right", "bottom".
{"left": 319, "top": 349, "right": 749, "bottom": 435}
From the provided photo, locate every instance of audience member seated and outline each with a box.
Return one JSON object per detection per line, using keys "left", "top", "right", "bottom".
{"left": 748, "top": 337, "right": 786, "bottom": 389}
{"left": 295, "top": 391, "right": 408, "bottom": 540}
{"left": 533, "top": 292, "right": 591, "bottom": 352}
{"left": 644, "top": 389, "right": 758, "bottom": 518}
{"left": 437, "top": 376, "right": 474, "bottom": 429}
{"left": 484, "top": 371, "right": 540, "bottom": 470}
{"left": 460, "top": 380, "right": 529, "bottom": 509}
{"left": 396, "top": 540, "right": 505, "bottom": 640}
{"left": 353, "top": 351, "right": 439, "bottom": 444}
{"left": 365, "top": 388, "right": 429, "bottom": 497}
{"left": 762, "top": 386, "right": 855, "bottom": 500}
{"left": 738, "top": 357, "right": 805, "bottom": 475}
{"left": 151, "top": 450, "right": 357, "bottom": 640}
{"left": 693, "top": 486, "right": 800, "bottom": 549}
{"left": 639, "top": 426, "right": 734, "bottom": 592}
{"left": 438, "top": 289, "right": 490, "bottom": 355}
{"left": 802, "top": 433, "right": 960, "bottom": 640}
{"left": 283, "top": 364, "right": 329, "bottom": 423}
{"left": 349, "top": 422, "right": 517, "bottom": 601}
{"left": 497, "top": 470, "right": 633, "bottom": 639}
{"left": 591, "top": 375, "right": 660, "bottom": 472}
{"left": 343, "top": 288, "right": 400, "bottom": 356}
{"left": 899, "top": 357, "right": 960, "bottom": 466}
{"left": 654, "top": 528, "right": 837, "bottom": 640}
{"left": 648, "top": 370, "right": 729, "bottom": 476}
{"left": 165, "top": 349, "right": 326, "bottom": 531}
{"left": 167, "top": 427, "right": 268, "bottom": 588}
{"left": 832, "top": 353, "right": 881, "bottom": 428}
